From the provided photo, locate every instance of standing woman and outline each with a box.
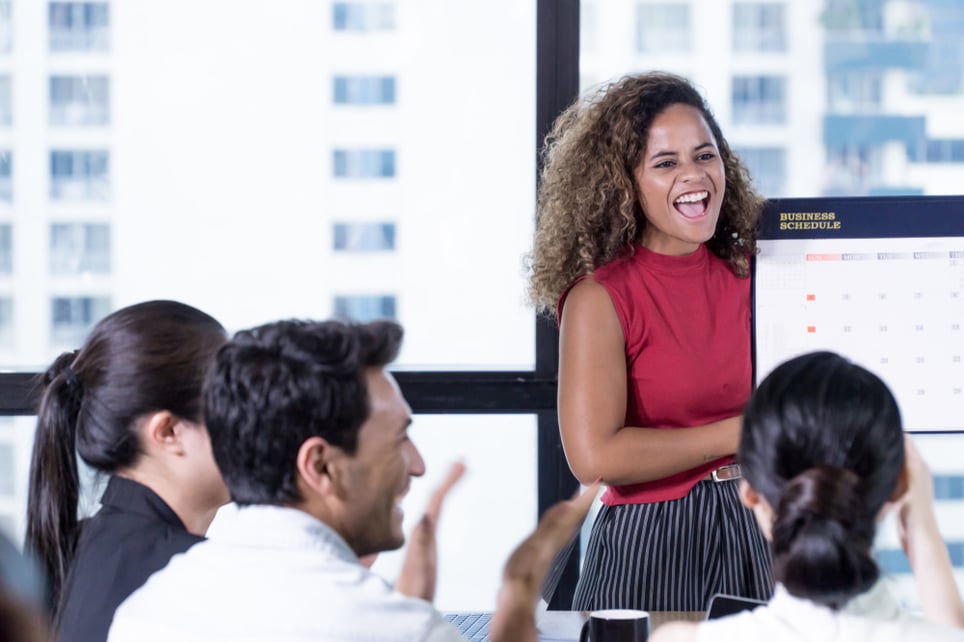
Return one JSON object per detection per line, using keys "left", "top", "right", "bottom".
{"left": 25, "top": 300, "right": 230, "bottom": 642}
{"left": 528, "top": 72, "right": 772, "bottom": 611}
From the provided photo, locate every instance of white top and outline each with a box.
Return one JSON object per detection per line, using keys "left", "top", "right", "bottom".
{"left": 696, "top": 583, "right": 964, "bottom": 642}
{"left": 107, "top": 505, "right": 465, "bottom": 642}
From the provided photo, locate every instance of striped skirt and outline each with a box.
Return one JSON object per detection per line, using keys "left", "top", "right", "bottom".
{"left": 571, "top": 480, "right": 773, "bottom": 611}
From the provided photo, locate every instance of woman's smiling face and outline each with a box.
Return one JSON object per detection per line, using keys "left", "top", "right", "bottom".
{"left": 634, "top": 103, "right": 726, "bottom": 256}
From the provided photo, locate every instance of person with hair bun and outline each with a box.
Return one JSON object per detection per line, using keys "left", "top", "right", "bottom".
{"left": 24, "top": 300, "right": 230, "bottom": 642}
{"left": 528, "top": 71, "right": 771, "bottom": 610}
{"left": 653, "top": 351, "right": 964, "bottom": 641}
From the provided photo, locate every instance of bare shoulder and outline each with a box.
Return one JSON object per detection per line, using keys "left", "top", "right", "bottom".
{"left": 650, "top": 621, "right": 700, "bottom": 642}
{"left": 560, "top": 277, "right": 618, "bottom": 328}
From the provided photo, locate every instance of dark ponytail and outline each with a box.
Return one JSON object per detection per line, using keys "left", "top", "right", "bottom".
{"left": 740, "top": 351, "right": 904, "bottom": 609}
{"left": 24, "top": 300, "right": 226, "bottom": 616}
{"left": 25, "top": 352, "right": 83, "bottom": 615}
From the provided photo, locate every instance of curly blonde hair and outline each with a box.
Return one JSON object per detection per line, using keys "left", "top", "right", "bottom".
{"left": 526, "top": 72, "right": 764, "bottom": 315}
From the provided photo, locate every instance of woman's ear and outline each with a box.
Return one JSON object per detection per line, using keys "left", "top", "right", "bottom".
{"left": 141, "top": 411, "right": 184, "bottom": 455}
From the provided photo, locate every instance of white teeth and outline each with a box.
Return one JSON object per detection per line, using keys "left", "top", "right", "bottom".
{"left": 674, "top": 191, "right": 708, "bottom": 204}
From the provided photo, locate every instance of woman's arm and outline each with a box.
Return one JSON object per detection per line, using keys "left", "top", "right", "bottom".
{"left": 558, "top": 278, "right": 741, "bottom": 486}
{"left": 898, "top": 436, "right": 964, "bottom": 628}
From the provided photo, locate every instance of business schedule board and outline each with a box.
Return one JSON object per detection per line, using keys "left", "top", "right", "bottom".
{"left": 753, "top": 196, "right": 964, "bottom": 432}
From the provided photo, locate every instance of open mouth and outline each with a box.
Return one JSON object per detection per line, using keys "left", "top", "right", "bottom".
{"left": 673, "top": 190, "right": 710, "bottom": 219}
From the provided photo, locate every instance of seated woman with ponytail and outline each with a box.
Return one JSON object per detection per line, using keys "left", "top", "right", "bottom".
{"left": 653, "top": 351, "right": 964, "bottom": 642}
{"left": 25, "top": 300, "right": 230, "bottom": 642}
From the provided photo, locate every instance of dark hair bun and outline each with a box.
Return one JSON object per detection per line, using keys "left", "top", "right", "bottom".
{"left": 771, "top": 466, "right": 878, "bottom": 609}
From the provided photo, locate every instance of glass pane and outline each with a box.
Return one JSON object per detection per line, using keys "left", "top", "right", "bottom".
{"left": 579, "top": 0, "right": 964, "bottom": 198}
{"left": 368, "top": 414, "right": 537, "bottom": 611}
{"left": 2, "top": 1, "right": 536, "bottom": 370}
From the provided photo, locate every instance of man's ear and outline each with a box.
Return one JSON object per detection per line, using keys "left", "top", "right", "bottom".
{"left": 142, "top": 411, "right": 184, "bottom": 455}
{"left": 296, "top": 436, "right": 338, "bottom": 498}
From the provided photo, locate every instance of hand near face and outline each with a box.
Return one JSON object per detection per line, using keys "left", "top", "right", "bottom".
{"left": 394, "top": 461, "right": 467, "bottom": 602}
{"left": 489, "top": 482, "right": 602, "bottom": 642}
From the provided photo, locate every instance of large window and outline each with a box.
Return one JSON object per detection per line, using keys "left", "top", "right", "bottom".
{"left": 0, "top": 3, "right": 544, "bottom": 603}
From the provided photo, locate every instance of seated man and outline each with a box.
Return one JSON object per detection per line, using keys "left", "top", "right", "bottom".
{"left": 108, "top": 319, "right": 596, "bottom": 642}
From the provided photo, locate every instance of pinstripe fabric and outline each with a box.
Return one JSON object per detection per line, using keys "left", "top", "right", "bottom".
{"left": 571, "top": 480, "right": 773, "bottom": 611}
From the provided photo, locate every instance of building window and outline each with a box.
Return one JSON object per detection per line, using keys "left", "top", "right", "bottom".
{"left": 0, "top": 151, "right": 11, "bottom": 202}
{"left": 50, "top": 150, "right": 110, "bottom": 201}
{"left": 0, "top": 2, "right": 12, "bottom": 54}
{"left": 50, "top": 296, "right": 110, "bottom": 345}
{"left": 0, "top": 223, "right": 11, "bottom": 274}
{"left": 911, "top": 139, "right": 964, "bottom": 163}
{"left": 0, "top": 75, "right": 10, "bottom": 126}
{"left": 733, "top": 3, "right": 786, "bottom": 52}
{"left": 49, "top": 75, "right": 110, "bottom": 126}
{"left": 49, "top": 2, "right": 109, "bottom": 52}
{"left": 50, "top": 223, "right": 111, "bottom": 274}
{"left": 636, "top": 3, "right": 690, "bottom": 53}
{"left": 333, "top": 149, "right": 396, "bottom": 178}
{"left": 333, "top": 295, "right": 396, "bottom": 322}
{"left": 333, "top": 76, "right": 396, "bottom": 105}
{"left": 735, "top": 147, "right": 786, "bottom": 197}
{"left": 732, "top": 75, "right": 786, "bottom": 124}
{"left": 333, "top": 222, "right": 396, "bottom": 251}
{"left": 332, "top": 2, "right": 395, "bottom": 32}
{"left": 827, "top": 72, "right": 883, "bottom": 113}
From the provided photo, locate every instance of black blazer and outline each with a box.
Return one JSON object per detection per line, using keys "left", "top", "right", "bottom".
{"left": 55, "top": 476, "right": 204, "bottom": 642}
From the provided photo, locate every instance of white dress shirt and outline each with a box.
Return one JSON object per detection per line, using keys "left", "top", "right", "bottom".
{"left": 107, "top": 505, "right": 465, "bottom": 642}
{"left": 696, "top": 582, "right": 964, "bottom": 642}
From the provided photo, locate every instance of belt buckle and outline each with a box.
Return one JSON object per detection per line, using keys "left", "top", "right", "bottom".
{"left": 711, "top": 463, "right": 742, "bottom": 482}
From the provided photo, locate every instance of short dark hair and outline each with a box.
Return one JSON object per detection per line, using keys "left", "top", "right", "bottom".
{"left": 739, "top": 351, "right": 905, "bottom": 610}
{"left": 205, "top": 319, "right": 404, "bottom": 506}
